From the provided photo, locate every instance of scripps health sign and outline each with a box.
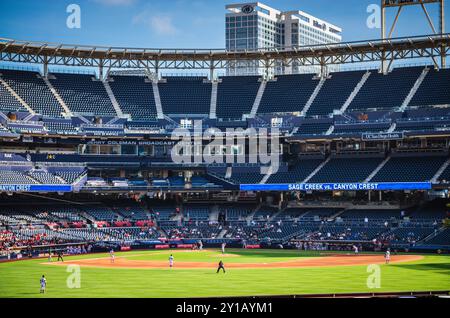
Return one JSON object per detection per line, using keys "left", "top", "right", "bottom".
{"left": 240, "top": 182, "right": 432, "bottom": 192}
{"left": 0, "top": 184, "right": 73, "bottom": 193}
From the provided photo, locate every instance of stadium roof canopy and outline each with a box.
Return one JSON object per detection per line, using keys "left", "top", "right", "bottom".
{"left": 0, "top": 34, "right": 449, "bottom": 72}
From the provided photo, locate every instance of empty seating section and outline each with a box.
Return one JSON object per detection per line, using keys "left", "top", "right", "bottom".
{"left": 152, "top": 205, "right": 177, "bottom": 221}
{"left": 388, "top": 227, "right": 435, "bottom": 244}
{"left": 27, "top": 170, "right": 65, "bottom": 184}
{"left": 424, "top": 228, "right": 450, "bottom": 245}
{"left": 49, "top": 73, "right": 116, "bottom": 116}
{"left": 340, "top": 209, "right": 402, "bottom": 221}
{"left": 395, "top": 118, "right": 450, "bottom": 132}
{"left": 162, "top": 223, "right": 221, "bottom": 239}
{"left": 230, "top": 172, "right": 264, "bottom": 184}
{"left": 309, "top": 158, "right": 383, "bottom": 183}
{"left": 0, "top": 69, "right": 64, "bottom": 116}
{"left": 259, "top": 74, "right": 318, "bottom": 114}
{"left": 109, "top": 203, "right": 151, "bottom": 221}
{"left": 44, "top": 121, "right": 78, "bottom": 134}
{"left": 0, "top": 170, "right": 37, "bottom": 184}
{"left": 410, "top": 68, "right": 450, "bottom": 107}
{"left": 299, "top": 209, "right": 341, "bottom": 220}
{"left": 296, "top": 122, "right": 331, "bottom": 135}
{"left": 216, "top": 76, "right": 260, "bottom": 119}
{"left": 371, "top": 155, "right": 447, "bottom": 182}
{"left": 222, "top": 205, "right": 255, "bottom": 221}
{"left": 333, "top": 122, "right": 390, "bottom": 134}
{"left": 159, "top": 77, "right": 211, "bottom": 115}
{"left": 267, "top": 159, "right": 323, "bottom": 183}
{"left": 308, "top": 71, "right": 366, "bottom": 116}
{"left": 253, "top": 207, "right": 278, "bottom": 221}
{"left": 0, "top": 75, "right": 28, "bottom": 112}
{"left": 184, "top": 204, "right": 210, "bottom": 221}
{"left": 83, "top": 207, "right": 118, "bottom": 221}
{"left": 348, "top": 67, "right": 423, "bottom": 111}
{"left": 109, "top": 76, "right": 158, "bottom": 120}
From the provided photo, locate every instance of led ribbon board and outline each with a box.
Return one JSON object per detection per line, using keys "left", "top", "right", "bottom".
{"left": 240, "top": 182, "right": 432, "bottom": 192}
{"left": 0, "top": 184, "right": 73, "bottom": 192}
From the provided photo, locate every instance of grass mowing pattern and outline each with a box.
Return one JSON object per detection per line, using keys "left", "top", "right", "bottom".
{"left": 0, "top": 249, "right": 448, "bottom": 298}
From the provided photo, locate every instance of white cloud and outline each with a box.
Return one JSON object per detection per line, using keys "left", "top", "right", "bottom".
{"left": 132, "top": 11, "right": 178, "bottom": 36}
{"left": 93, "top": 0, "right": 136, "bottom": 6}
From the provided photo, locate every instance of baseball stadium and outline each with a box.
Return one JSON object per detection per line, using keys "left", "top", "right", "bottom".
{"left": 0, "top": 0, "right": 450, "bottom": 300}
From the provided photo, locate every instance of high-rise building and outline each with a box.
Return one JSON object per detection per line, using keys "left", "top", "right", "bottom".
{"left": 225, "top": 2, "right": 342, "bottom": 75}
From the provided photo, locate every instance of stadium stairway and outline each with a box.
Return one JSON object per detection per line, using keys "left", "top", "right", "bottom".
{"left": 209, "top": 205, "right": 220, "bottom": 223}
{"left": 365, "top": 156, "right": 391, "bottom": 182}
{"left": 338, "top": 71, "right": 371, "bottom": 114}
{"left": 217, "top": 228, "right": 228, "bottom": 239}
{"left": 431, "top": 158, "right": 450, "bottom": 183}
{"left": 325, "top": 125, "right": 335, "bottom": 135}
{"left": 152, "top": 80, "right": 165, "bottom": 119}
{"left": 303, "top": 156, "right": 331, "bottom": 183}
{"left": 301, "top": 77, "right": 326, "bottom": 116}
{"left": 247, "top": 204, "right": 263, "bottom": 222}
{"left": 399, "top": 67, "right": 430, "bottom": 112}
{"left": 417, "top": 227, "right": 445, "bottom": 245}
{"left": 0, "top": 76, "right": 35, "bottom": 115}
{"left": 103, "top": 79, "right": 125, "bottom": 118}
{"left": 248, "top": 79, "right": 267, "bottom": 118}
{"left": 209, "top": 80, "right": 218, "bottom": 119}
{"left": 259, "top": 166, "right": 275, "bottom": 184}
{"left": 42, "top": 75, "right": 73, "bottom": 116}
{"left": 387, "top": 122, "right": 396, "bottom": 133}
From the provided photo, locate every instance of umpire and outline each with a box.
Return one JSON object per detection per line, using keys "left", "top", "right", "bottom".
{"left": 216, "top": 260, "right": 226, "bottom": 273}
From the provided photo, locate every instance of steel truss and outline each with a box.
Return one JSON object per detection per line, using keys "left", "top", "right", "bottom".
{"left": 0, "top": 34, "right": 449, "bottom": 76}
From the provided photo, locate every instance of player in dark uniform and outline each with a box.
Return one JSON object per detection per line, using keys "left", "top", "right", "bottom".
{"left": 57, "top": 250, "right": 64, "bottom": 262}
{"left": 216, "top": 260, "right": 225, "bottom": 273}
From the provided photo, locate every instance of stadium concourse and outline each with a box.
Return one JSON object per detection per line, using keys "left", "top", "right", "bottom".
{"left": 0, "top": 38, "right": 450, "bottom": 258}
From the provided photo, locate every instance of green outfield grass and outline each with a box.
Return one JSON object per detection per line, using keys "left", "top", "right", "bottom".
{"left": 0, "top": 249, "right": 449, "bottom": 298}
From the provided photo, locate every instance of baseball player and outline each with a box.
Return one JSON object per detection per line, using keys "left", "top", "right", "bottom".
{"left": 110, "top": 249, "right": 115, "bottom": 264}
{"left": 385, "top": 249, "right": 391, "bottom": 264}
{"left": 352, "top": 245, "right": 359, "bottom": 255}
{"left": 40, "top": 275, "right": 47, "bottom": 294}
{"left": 221, "top": 242, "right": 226, "bottom": 254}
{"left": 56, "top": 250, "right": 64, "bottom": 262}
{"left": 216, "top": 260, "right": 226, "bottom": 274}
{"left": 169, "top": 254, "right": 174, "bottom": 268}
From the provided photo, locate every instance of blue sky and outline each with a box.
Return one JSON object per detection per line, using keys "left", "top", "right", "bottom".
{"left": 0, "top": 0, "right": 448, "bottom": 49}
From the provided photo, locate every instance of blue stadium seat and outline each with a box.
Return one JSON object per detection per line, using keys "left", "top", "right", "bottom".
{"left": 216, "top": 76, "right": 261, "bottom": 119}
{"left": 109, "top": 75, "right": 158, "bottom": 120}
{"left": 159, "top": 77, "right": 211, "bottom": 115}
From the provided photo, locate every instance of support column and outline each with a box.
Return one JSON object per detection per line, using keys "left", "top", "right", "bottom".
{"left": 98, "top": 59, "right": 104, "bottom": 81}
{"left": 440, "top": 0, "right": 446, "bottom": 68}
{"left": 381, "top": 4, "right": 388, "bottom": 74}
{"left": 43, "top": 57, "right": 49, "bottom": 78}
{"left": 154, "top": 60, "right": 160, "bottom": 81}
{"left": 209, "top": 61, "right": 215, "bottom": 81}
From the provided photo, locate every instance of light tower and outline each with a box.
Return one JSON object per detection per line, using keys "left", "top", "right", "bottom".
{"left": 381, "top": 0, "right": 446, "bottom": 71}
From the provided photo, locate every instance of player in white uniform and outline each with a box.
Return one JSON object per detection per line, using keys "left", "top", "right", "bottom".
{"left": 40, "top": 275, "right": 47, "bottom": 294}
{"left": 385, "top": 249, "right": 391, "bottom": 264}
{"left": 353, "top": 245, "right": 359, "bottom": 254}
{"left": 221, "top": 242, "right": 226, "bottom": 254}
{"left": 169, "top": 254, "right": 174, "bottom": 268}
{"left": 109, "top": 249, "right": 115, "bottom": 264}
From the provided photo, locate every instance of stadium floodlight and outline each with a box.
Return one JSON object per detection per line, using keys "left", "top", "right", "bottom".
{"left": 381, "top": 0, "right": 446, "bottom": 71}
